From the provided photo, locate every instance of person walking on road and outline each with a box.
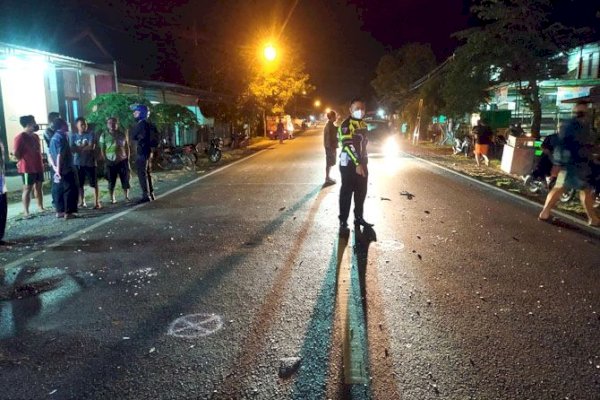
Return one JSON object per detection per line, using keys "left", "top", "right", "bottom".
{"left": 276, "top": 118, "right": 285, "bottom": 144}
{"left": 539, "top": 101, "right": 599, "bottom": 226}
{"left": 13, "top": 115, "right": 45, "bottom": 217}
{"left": 130, "top": 104, "right": 157, "bottom": 203}
{"left": 99, "top": 117, "right": 131, "bottom": 204}
{"left": 338, "top": 98, "right": 373, "bottom": 230}
{"left": 324, "top": 110, "right": 338, "bottom": 185}
{"left": 0, "top": 137, "right": 8, "bottom": 245}
{"left": 71, "top": 117, "right": 101, "bottom": 209}
{"left": 472, "top": 119, "right": 493, "bottom": 167}
{"left": 49, "top": 118, "right": 79, "bottom": 220}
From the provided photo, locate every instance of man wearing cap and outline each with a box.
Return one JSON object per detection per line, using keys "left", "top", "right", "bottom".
{"left": 130, "top": 104, "right": 158, "bottom": 203}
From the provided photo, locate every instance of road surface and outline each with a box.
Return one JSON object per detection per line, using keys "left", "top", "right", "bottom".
{"left": 0, "top": 128, "right": 599, "bottom": 399}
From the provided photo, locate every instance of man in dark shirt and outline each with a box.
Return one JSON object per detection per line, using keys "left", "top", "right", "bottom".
{"left": 472, "top": 119, "right": 493, "bottom": 167}
{"left": 539, "top": 102, "right": 599, "bottom": 226}
{"left": 49, "top": 118, "right": 78, "bottom": 219}
{"left": 130, "top": 104, "right": 157, "bottom": 203}
{"left": 323, "top": 110, "right": 338, "bottom": 184}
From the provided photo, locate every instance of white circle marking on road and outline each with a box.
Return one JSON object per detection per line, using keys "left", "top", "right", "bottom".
{"left": 167, "top": 313, "right": 223, "bottom": 339}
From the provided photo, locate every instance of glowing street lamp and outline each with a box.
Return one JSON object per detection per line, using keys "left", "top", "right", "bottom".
{"left": 264, "top": 44, "right": 277, "bottom": 62}
{"left": 314, "top": 100, "right": 321, "bottom": 108}
{"left": 325, "top": 107, "right": 331, "bottom": 114}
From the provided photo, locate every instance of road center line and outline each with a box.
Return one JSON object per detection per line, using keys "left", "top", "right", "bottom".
{"left": 1, "top": 149, "right": 267, "bottom": 273}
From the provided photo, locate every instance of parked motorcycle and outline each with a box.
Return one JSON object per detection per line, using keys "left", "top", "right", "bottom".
{"left": 205, "top": 137, "right": 223, "bottom": 163}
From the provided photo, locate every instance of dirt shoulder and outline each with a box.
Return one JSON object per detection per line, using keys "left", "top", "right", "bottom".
{"left": 401, "top": 141, "right": 589, "bottom": 219}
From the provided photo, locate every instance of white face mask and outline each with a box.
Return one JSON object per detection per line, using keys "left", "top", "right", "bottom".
{"left": 352, "top": 110, "right": 364, "bottom": 119}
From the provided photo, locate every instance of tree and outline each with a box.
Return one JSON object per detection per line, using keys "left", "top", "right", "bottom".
{"left": 454, "top": 0, "right": 586, "bottom": 137}
{"left": 441, "top": 50, "right": 490, "bottom": 118}
{"left": 152, "top": 104, "right": 198, "bottom": 144}
{"left": 86, "top": 93, "right": 151, "bottom": 134}
{"left": 371, "top": 43, "right": 437, "bottom": 112}
{"left": 247, "top": 57, "right": 312, "bottom": 116}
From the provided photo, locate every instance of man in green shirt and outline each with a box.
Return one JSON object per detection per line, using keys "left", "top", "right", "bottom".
{"left": 99, "top": 117, "right": 131, "bottom": 204}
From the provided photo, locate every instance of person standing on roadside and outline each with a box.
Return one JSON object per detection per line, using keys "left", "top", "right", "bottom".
{"left": 13, "top": 115, "right": 45, "bottom": 217}
{"left": 130, "top": 104, "right": 157, "bottom": 203}
{"left": 49, "top": 118, "right": 78, "bottom": 219}
{"left": 99, "top": 117, "right": 131, "bottom": 204}
{"left": 0, "top": 138, "right": 8, "bottom": 245}
{"left": 323, "top": 110, "right": 338, "bottom": 184}
{"left": 43, "top": 112, "right": 61, "bottom": 149}
{"left": 472, "top": 119, "right": 493, "bottom": 167}
{"left": 338, "top": 98, "right": 373, "bottom": 230}
{"left": 539, "top": 101, "right": 599, "bottom": 226}
{"left": 70, "top": 117, "right": 101, "bottom": 209}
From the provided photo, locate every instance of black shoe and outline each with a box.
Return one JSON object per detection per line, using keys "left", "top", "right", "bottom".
{"left": 354, "top": 218, "right": 374, "bottom": 227}
{"left": 136, "top": 197, "right": 151, "bottom": 204}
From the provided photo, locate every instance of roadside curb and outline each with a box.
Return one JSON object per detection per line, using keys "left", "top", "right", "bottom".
{"left": 404, "top": 151, "right": 600, "bottom": 238}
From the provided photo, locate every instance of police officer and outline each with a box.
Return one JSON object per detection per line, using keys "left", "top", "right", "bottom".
{"left": 338, "top": 98, "right": 373, "bottom": 230}
{"left": 130, "top": 104, "right": 157, "bottom": 203}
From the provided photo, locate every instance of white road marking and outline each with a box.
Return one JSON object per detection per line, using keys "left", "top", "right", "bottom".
{"left": 167, "top": 313, "right": 223, "bottom": 339}
{"left": 1, "top": 150, "right": 267, "bottom": 272}
{"left": 404, "top": 152, "right": 600, "bottom": 234}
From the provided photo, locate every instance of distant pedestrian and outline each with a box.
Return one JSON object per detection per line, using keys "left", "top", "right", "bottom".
{"left": 276, "top": 118, "right": 285, "bottom": 144}
{"left": 99, "top": 117, "right": 131, "bottom": 203}
{"left": 13, "top": 115, "right": 45, "bottom": 217}
{"left": 539, "top": 102, "right": 599, "bottom": 226}
{"left": 323, "top": 110, "right": 338, "bottom": 184}
{"left": 338, "top": 98, "right": 373, "bottom": 230}
{"left": 49, "top": 118, "right": 78, "bottom": 219}
{"left": 0, "top": 138, "right": 7, "bottom": 245}
{"left": 71, "top": 117, "right": 101, "bottom": 209}
{"left": 43, "top": 112, "right": 61, "bottom": 149}
{"left": 472, "top": 119, "right": 493, "bottom": 167}
{"left": 130, "top": 104, "right": 157, "bottom": 203}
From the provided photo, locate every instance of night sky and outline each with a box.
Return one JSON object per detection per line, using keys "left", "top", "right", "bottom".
{"left": 0, "top": 0, "right": 596, "bottom": 109}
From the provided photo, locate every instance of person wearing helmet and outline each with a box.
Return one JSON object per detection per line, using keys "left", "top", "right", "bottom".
{"left": 130, "top": 104, "right": 158, "bottom": 203}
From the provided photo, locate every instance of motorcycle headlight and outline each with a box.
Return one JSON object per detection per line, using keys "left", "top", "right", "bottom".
{"left": 383, "top": 136, "right": 400, "bottom": 157}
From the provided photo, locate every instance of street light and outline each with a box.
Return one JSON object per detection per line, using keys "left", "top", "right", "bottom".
{"left": 264, "top": 44, "right": 277, "bottom": 62}
{"left": 314, "top": 100, "right": 321, "bottom": 108}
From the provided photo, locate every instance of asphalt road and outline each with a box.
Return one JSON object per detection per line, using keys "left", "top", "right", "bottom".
{"left": 0, "top": 128, "right": 599, "bottom": 400}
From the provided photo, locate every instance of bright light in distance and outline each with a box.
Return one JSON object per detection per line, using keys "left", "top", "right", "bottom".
{"left": 325, "top": 107, "right": 331, "bottom": 114}
{"left": 377, "top": 108, "right": 385, "bottom": 118}
{"left": 309, "top": 115, "right": 315, "bottom": 121}
{"left": 314, "top": 100, "right": 321, "bottom": 108}
{"left": 383, "top": 136, "right": 400, "bottom": 158}
{"left": 264, "top": 44, "right": 277, "bottom": 61}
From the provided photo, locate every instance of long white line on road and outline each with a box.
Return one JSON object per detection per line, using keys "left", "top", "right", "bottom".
{"left": 404, "top": 152, "right": 600, "bottom": 236}
{"left": 1, "top": 150, "right": 267, "bottom": 272}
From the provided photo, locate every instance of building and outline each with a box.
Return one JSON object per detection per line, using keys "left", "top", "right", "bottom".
{"left": 488, "top": 41, "right": 600, "bottom": 135}
{"left": 0, "top": 42, "right": 116, "bottom": 155}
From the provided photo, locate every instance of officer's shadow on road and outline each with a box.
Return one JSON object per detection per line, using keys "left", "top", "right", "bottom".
{"left": 354, "top": 225, "right": 377, "bottom": 318}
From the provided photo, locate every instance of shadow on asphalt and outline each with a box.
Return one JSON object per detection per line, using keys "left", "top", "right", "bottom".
{"left": 59, "top": 184, "right": 324, "bottom": 397}
{"left": 292, "top": 240, "right": 341, "bottom": 399}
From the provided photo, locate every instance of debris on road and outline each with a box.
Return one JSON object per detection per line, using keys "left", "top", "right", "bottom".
{"left": 380, "top": 197, "right": 391, "bottom": 201}
{"left": 400, "top": 191, "right": 415, "bottom": 200}
{"left": 278, "top": 357, "right": 301, "bottom": 379}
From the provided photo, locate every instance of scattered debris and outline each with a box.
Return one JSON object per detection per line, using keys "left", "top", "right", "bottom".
{"left": 424, "top": 210, "right": 430, "bottom": 214}
{"left": 400, "top": 191, "right": 415, "bottom": 200}
{"left": 278, "top": 357, "right": 301, "bottom": 379}
{"left": 279, "top": 206, "right": 286, "bottom": 211}
{"left": 380, "top": 197, "right": 391, "bottom": 201}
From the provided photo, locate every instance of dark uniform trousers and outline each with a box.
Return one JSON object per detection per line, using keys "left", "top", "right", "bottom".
{"left": 339, "top": 164, "right": 368, "bottom": 224}
{"left": 136, "top": 155, "right": 154, "bottom": 199}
